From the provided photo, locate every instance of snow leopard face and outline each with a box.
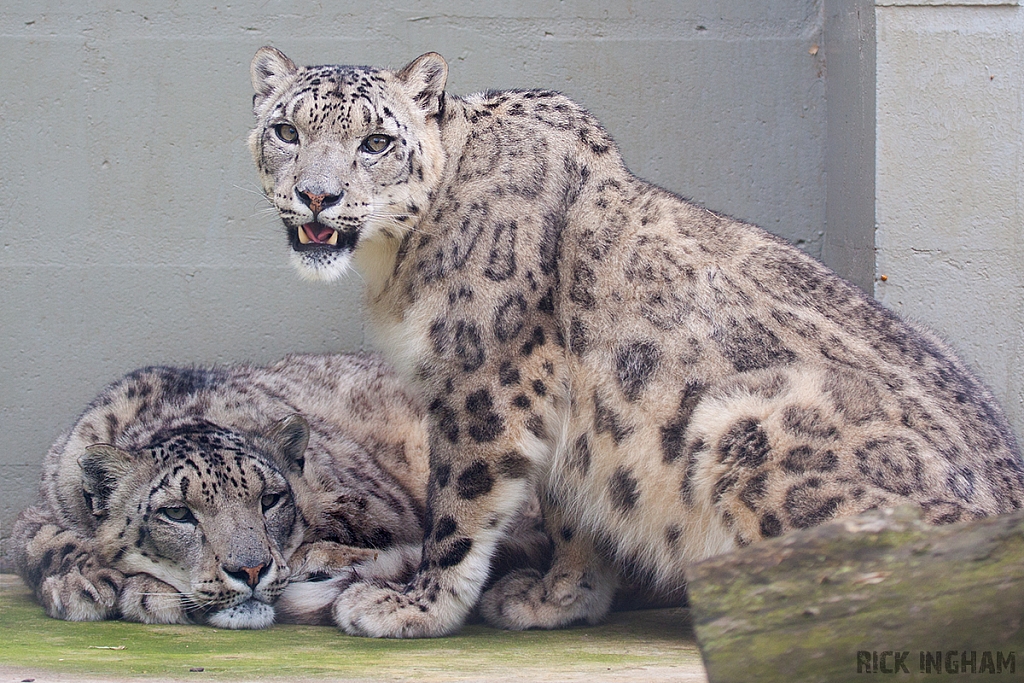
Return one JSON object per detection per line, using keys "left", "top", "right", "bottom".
{"left": 81, "top": 419, "right": 307, "bottom": 629}
{"left": 249, "top": 46, "right": 448, "bottom": 283}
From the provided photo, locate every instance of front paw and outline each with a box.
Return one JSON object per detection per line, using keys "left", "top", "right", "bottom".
{"left": 277, "top": 568, "right": 357, "bottom": 625}
{"left": 39, "top": 565, "right": 123, "bottom": 621}
{"left": 280, "top": 543, "right": 423, "bottom": 626}
{"left": 479, "top": 567, "right": 616, "bottom": 630}
{"left": 118, "top": 574, "right": 188, "bottom": 624}
{"left": 287, "top": 540, "right": 378, "bottom": 582}
{"left": 332, "top": 580, "right": 466, "bottom": 638}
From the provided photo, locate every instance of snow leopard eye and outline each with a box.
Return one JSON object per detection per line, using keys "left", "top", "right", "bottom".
{"left": 361, "top": 134, "right": 392, "bottom": 154}
{"left": 274, "top": 124, "right": 299, "bottom": 143}
{"left": 261, "top": 493, "right": 282, "bottom": 512}
{"left": 159, "top": 505, "right": 197, "bottom": 524}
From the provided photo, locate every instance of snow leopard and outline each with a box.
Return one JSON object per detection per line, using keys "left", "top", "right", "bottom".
{"left": 9, "top": 354, "right": 438, "bottom": 628}
{"left": 248, "top": 46, "right": 1024, "bottom": 637}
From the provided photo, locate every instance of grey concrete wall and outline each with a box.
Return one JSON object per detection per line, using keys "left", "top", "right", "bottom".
{"left": 822, "top": 0, "right": 876, "bottom": 292}
{"left": 0, "top": 2, "right": 827, "bottom": 544}
{"left": 874, "top": 0, "right": 1024, "bottom": 436}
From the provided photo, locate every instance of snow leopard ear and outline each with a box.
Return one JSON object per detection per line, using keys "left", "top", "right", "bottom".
{"left": 251, "top": 46, "right": 298, "bottom": 111}
{"left": 270, "top": 414, "right": 310, "bottom": 475}
{"left": 80, "top": 444, "right": 133, "bottom": 517}
{"left": 398, "top": 52, "right": 448, "bottom": 117}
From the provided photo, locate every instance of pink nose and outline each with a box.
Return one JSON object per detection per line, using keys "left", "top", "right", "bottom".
{"left": 224, "top": 563, "right": 267, "bottom": 587}
{"left": 241, "top": 564, "right": 265, "bottom": 587}
{"left": 295, "top": 188, "right": 341, "bottom": 214}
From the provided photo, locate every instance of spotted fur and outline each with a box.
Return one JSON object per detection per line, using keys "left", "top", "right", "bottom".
{"left": 9, "top": 354, "right": 443, "bottom": 628}
{"left": 249, "top": 47, "right": 1024, "bottom": 637}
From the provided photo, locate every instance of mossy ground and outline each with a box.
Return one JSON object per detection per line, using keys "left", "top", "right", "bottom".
{"left": 0, "top": 575, "right": 707, "bottom": 682}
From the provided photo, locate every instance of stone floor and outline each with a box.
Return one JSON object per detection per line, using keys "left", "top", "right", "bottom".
{"left": 0, "top": 575, "right": 708, "bottom": 682}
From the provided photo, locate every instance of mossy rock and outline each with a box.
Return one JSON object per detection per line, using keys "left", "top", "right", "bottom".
{"left": 687, "top": 507, "right": 1024, "bottom": 683}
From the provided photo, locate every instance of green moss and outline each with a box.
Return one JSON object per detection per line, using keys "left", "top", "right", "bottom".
{"left": 688, "top": 509, "right": 1024, "bottom": 682}
{"left": 0, "top": 575, "right": 705, "bottom": 681}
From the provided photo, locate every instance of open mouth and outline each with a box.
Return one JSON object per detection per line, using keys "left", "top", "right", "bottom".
{"left": 290, "top": 222, "right": 359, "bottom": 252}
{"left": 297, "top": 222, "right": 339, "bottom": 247}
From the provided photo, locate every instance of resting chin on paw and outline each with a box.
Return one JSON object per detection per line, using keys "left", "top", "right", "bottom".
{"left": 10, "top": 354, "right": 459, "bottom": 628}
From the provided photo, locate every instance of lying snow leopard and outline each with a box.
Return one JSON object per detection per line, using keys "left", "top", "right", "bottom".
{"left": 10, "top": 354, "right": 441, "bottom": 628}
{"left": 248, "top": 47, "right": 1024, "bottom": 638}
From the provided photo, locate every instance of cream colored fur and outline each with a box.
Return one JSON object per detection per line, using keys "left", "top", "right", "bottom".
{"left": 249, "top": 47, "right": 1024, "bottom": 637}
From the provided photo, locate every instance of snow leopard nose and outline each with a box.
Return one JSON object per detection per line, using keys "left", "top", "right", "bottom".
{"left": 295, "top": 187, "right": 342, "bottom": 215}
{"left": 224, "top": 562, "right": 269, "bottom": 588}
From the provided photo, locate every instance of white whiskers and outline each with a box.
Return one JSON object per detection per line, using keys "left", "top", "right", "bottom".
{"left": 138, "top": 590, "right": 204, "bottom": 610}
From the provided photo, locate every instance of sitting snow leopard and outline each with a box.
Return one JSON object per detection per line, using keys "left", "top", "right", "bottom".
{"left": 9, "top": 353, "right": 442, "bottom": 628}
{"left": 248, "top": 47, "right": 1024, "bottom": 638}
